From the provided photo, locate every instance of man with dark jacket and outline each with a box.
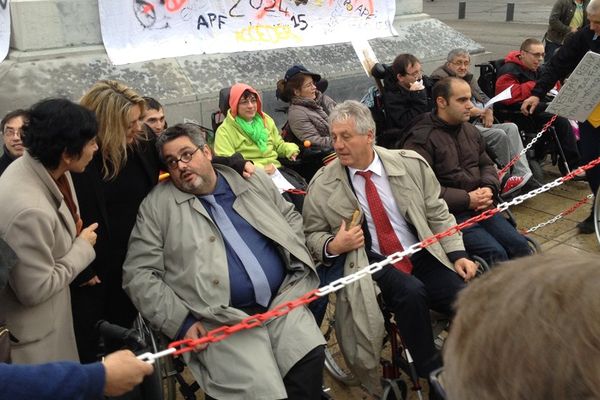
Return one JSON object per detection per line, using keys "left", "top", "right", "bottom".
{"left": 495, "top": 38, "right": 581, "bottom": 174}
{"left": 544, "top": 0, "right": 590, "bottom": 62}
{"left": 523, "top": 0, "right": 600, "bottom": 233}
{"left": 431, "top": 49, "right": 532, "bottom": 195}
{"left": 382, "top": 53, "right": 433, "bottom": 132}
{"left": 403, "top": 77, "right": 532, "bottom": 266}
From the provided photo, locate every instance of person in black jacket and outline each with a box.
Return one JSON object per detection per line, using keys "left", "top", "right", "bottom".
{"left": 382, "top": 53, "right": 433, "bottom": 133}
{"left": 522, "top": 0, "right": 600, "bottom": 233}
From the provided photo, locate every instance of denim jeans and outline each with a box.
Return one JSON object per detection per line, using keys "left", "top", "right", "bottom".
{"left": 455, "top": 211, "right": 532, "bottom": 266}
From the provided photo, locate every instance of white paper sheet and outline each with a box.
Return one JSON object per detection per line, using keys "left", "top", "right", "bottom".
{"left": 352, "top": 39, "right": 379, "bottom": 77}
{"left": 0, "top": 0, "right": 10, "bottom": 63}
{"left": 484, "top": 85, "right": 513, "bottom": 109}
{"left": 270, "top": 168, "right": 295, "bottom": 193}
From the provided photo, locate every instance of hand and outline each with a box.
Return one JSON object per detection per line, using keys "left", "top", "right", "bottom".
{"left": 409, "top": 80, "right": 425, "bottom": 91}
{"left": 264, "top": 164, "right": 277, "bottom": 175}
{"left": 326, "top": 220, "right": 364, "bottom": 255}
{"left": 80, "top": 222, "right": 98, "bottom": 246}
{"left": 453, "top": 258, "right": 478, "bottom": 282}
{"left": 468, "top": 188, "right": 494, "bottom": 211}
{"left": 571, "top": 26, "right": 577, "bottom": 33}
{"left": 521, "top": 96, "right": 540, "bottom": 116}
{"left": 102, "top": 350, "right": 154, "bottom": 396}
{"left": 242, "top": 161, "right": 255, "bottom": 179}
{"left": 482, "top": 109, "right": 494, "bottom": 128}
{"left": 80, "top": 275, "right": 101, "bottom": 287}
{"left": 289, "top": 153, "right": 298, "bottom": 161}
{"left": 184, "top": 321, "right": 209, "bottom": 352}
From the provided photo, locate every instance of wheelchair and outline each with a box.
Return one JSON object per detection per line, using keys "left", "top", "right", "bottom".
{"left": 317, "top": 254, "right": 491, "bottom": 400}
{"left": 476, "top": 59, "right": 573, "bottom": 183}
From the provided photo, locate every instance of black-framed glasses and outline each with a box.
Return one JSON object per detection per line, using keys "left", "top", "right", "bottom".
{"left": 165, "top": 147, "right": 200, "bottom": 170}
{"left": 523, "top": 50, "right": 545, "bottom": 59}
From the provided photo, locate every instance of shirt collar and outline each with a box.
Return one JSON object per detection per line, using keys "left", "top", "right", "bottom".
{"left": 348, "top": 150, "right": 383, "bottom": 178}
{"left": 594, "top": 33, "right": 599, "bottom": 41}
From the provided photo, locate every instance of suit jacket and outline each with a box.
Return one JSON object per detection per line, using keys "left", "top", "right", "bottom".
{"left": 0, "top": 153, "right": 95, "bottom": 363}
{"left": 122, "top": 165, "right": 324, "bottom": 399}
{"left": 302, "top": 146, "right": 464, "bottom": 392}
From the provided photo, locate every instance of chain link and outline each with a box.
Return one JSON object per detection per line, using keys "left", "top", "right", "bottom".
{"left": 525, "top": 193, "right": 594, "bottom": 233}
{"left": 158, "top": 154, "right": 600, "bottom": 360}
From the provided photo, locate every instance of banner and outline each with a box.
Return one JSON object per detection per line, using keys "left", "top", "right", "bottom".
{"left": 0, "top": 0, "right": 9, "bottom": 63}
{"left": 99, "top": 0, "right": 397, "bottom": 65}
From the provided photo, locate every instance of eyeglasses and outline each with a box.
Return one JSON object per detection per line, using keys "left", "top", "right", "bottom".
{"left": 165, "top": 147, "right": 200, "bottom": 170}
{"left": 239, "top": 96, "right": 258, "bottom": 106}
{"left": 405, "top": 70, "right": 423, "bottom": 79}
{"left": 3, "top": 127, "right": 23, "bottom": 138}
{"left": 523, "top": 50, "right": 545, "bottom": 59}
{"left": 450, "top": 60, "right": 470, "bottom": 67}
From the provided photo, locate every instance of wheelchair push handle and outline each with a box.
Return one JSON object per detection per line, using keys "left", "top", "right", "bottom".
{"left": 96, "top": 320, "right": 147, "bottom": 351}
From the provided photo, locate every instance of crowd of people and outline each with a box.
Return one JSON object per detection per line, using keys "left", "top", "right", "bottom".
{"left": 1, "top": 1, "right": 599, "bottom": 399}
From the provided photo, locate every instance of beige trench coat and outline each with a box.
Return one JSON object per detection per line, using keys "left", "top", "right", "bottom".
{"left": 0, "top": 153, "right": 95, "bottom": 363}
{"left": 303, "top": 146, "right": 465, "bottom": 392}
{"left": 123, "top": 166, "right": 324, "bottom": 400}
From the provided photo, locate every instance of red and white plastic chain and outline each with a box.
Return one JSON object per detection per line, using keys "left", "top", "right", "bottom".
{"left": 137, "top": 156, "right": 600, "bottom": 362}
{"left": 524, "top": 193, "right": 594, "bottom": 233}
{"left": 497, "top": 114, "right": 558, "bottom": 179}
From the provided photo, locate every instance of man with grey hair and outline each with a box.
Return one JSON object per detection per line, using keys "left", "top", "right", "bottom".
{"left": 523, "top": 0, "right": 600, "bottom": 234}
{"left": 431, "top": 49, "right": 533, "bottom": 195}
{"left": 122, "top": 123, "right": 325, "bottom": 400}
{"left": 303, "top": 100, "right": 476, "bottom": 395}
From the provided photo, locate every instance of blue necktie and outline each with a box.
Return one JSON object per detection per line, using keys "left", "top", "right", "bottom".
{"left": 201, "top": 195, "right": 271, "bottom": 307}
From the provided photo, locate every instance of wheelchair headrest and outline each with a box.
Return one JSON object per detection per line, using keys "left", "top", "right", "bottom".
{"left": 371, "top": 63, "right": 391, "bottom": 80}
{"left": 218, "top": 87, "right": 231, "bottom": 115}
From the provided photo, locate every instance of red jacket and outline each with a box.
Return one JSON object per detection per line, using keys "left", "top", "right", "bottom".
{"left": 495, "top": 51, "right": 537, "bottom": 105}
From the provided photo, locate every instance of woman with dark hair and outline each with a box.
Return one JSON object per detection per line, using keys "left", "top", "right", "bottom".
{"left": 276, "top": 65, "right": 336, "bottom": 151}
{"left": 0, "top": 98, "right": 99, "bottom": 363}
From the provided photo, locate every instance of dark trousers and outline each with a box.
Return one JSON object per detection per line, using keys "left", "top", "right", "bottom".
{"left": 578, "top": 121, "right": 600, "bottom": 196}
{"left": 204, "top": 345, "right": 325, "bottom": 400}
{"left": 372, "top": 250, "right": 465, "bottom": 378}
{"left": 71, "top": 278, "right": 138, "bottom": 363}
{"left": 456, "top": 212, "right": 532, "bottom": 266}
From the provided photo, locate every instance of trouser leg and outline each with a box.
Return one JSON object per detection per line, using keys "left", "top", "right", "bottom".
{"left": 496, "top": 122, "right": 531, "bottom": 177}
{"left": 282, "top": 345, "right": 326, "bottom": 400}
{"left": 455, "top": 212, "right": 508, "bottom": 266}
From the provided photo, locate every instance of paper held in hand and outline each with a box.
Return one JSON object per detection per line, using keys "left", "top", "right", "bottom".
{"left": 270, "top": 169, "right": 295, "bottom": 193}
{"left": 483, "top": 85, "right": 513, "bottom": 109}
{"left": 352, "top": 40, "right": 380, "bottom": 77}
{"left": 546, "top": 51, "right": 600, "bottom": 123}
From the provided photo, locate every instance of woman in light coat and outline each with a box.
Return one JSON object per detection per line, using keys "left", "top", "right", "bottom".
{"left": 0, "top": 99, "right": 99, "bottom": 363}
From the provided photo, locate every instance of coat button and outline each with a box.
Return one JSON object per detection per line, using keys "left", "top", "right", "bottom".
{"left": 213, "top": 279, "right": 219, "bottom": 285}
{"left": 209, "top": 236, "right": 216, "bottom": 242}
{"left": 400, "top": 150, "right": 406, "bottom": 155}
{"left": 349, "top": 262, "right": 354, "bottom": 268}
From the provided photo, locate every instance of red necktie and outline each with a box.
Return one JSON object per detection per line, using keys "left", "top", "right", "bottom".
{"left": 356, "top": 170, "right": 413, "bottom": 274}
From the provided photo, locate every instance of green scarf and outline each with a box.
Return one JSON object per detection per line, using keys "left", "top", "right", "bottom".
{"left": 235, "top": 115, "right": 269, "bottom": 153}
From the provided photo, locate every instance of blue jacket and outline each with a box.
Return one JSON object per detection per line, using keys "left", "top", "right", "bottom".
{"left": 0, "top": 361, "right": 105, "bottom": 399}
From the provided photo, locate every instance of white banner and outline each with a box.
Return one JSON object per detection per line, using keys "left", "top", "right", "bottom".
{"left": 0, "top": 0, "right": 9, "bottom": 63}
{"left": 99, "top": 0, "right": 397, "bottom": 65}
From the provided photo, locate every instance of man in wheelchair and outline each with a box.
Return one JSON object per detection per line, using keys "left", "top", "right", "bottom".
{"left": 495, "top": 38, "right": 581, "bottom": 174}
{"left": 303, "top": 100, "right": 477, "bottom": 396}
{"left": 431, "top": 49, "right": 533, "bottom": 195}
{"left": 403, "top": 77, "right": 533, "bottom": 266}
{"left": 123, "top": 124, "right": 325, "bottom": 400}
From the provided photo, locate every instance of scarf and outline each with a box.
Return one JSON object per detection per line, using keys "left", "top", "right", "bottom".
{"left": 235, "top": 115, "right": 269, "bottom": 153}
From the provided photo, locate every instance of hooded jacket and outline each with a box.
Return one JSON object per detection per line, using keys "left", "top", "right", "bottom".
{"left": 215, "top": 84, "right": 299, "bottom": 168}
{"left": 495, "top": 50, "right": 539, "bottom": 105}
{"left": 402, "top": 113, "right": 500, "bottom": 213}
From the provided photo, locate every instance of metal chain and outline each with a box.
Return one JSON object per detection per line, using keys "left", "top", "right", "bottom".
{"left": 525, "top": 193, "right": 594, "bottom": 233}
{"left": 498, "top": 114, "right": 557, "bottom": 178}
{"left": 161, "top": 155, "right": 600, "bottom": 359}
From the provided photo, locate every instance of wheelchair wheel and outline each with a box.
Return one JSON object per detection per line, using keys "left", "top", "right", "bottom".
{"left": 594, "top": 189, "right": 600, "bottom": 246}
{"left": 526, "top": 236, "right": 541, "bottom": 254}
{"left": 528, "top": 158, "right": 545, "bottom": 184}
{"left": 133, "top": 315, "right": 177, "bottom": 400}
{"left": 472, "top": 255, "right": 491, "bottom": 277}
{"left": 321, "top": 295, "right": 360, "bottom": 386}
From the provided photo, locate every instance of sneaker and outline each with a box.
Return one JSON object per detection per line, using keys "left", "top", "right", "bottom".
{"left": 501, "top": 174, "right": 529, "bottom": 196}
{"left": 577, "top": 213, "right": 595, "bottom": 234}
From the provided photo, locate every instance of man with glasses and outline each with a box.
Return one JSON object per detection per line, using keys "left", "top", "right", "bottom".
{"left": 495, "top": 38, "right": 581, "bottom": 179}
{"left": 0, "top": 110, "right": 27, "bottom": 176}
{"left": 381, "top": 53, "right": 433, "bottom": 132}
{"left": 123, "top": 123, "right": 325, "bottom": 400}
{"left": 431, "top": 49, "right": 533, "bottom": 195}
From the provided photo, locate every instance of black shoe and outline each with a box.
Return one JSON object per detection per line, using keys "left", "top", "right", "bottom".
{"left": 577, "top": 213, "right": 595, "bottom": 234}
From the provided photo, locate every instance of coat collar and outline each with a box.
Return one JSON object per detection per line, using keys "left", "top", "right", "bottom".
{"left": 22, "top": 152, "right": 77, "bottom": 238}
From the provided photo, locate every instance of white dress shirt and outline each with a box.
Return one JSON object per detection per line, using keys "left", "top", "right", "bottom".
{"left": 349, "top": 152, "right": 419, "bottom": 255}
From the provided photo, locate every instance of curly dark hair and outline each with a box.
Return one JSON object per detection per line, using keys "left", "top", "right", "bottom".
{"left": 23, "top": 98, "right": 98, "bottom": 170}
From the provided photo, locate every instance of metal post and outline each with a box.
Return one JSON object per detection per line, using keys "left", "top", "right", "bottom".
{"left": 458, "top": 2, "right": 466, "bottom": 19}
{"left": 506, "top": 3, "right": 515, "bottom": 22}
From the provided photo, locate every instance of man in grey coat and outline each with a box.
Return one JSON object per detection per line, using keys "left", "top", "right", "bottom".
{"left": 122, "top": 123, "right": 325, "bottom": 400}
{"left": 303, "top": 100, "right": 477, "bottom": 395}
